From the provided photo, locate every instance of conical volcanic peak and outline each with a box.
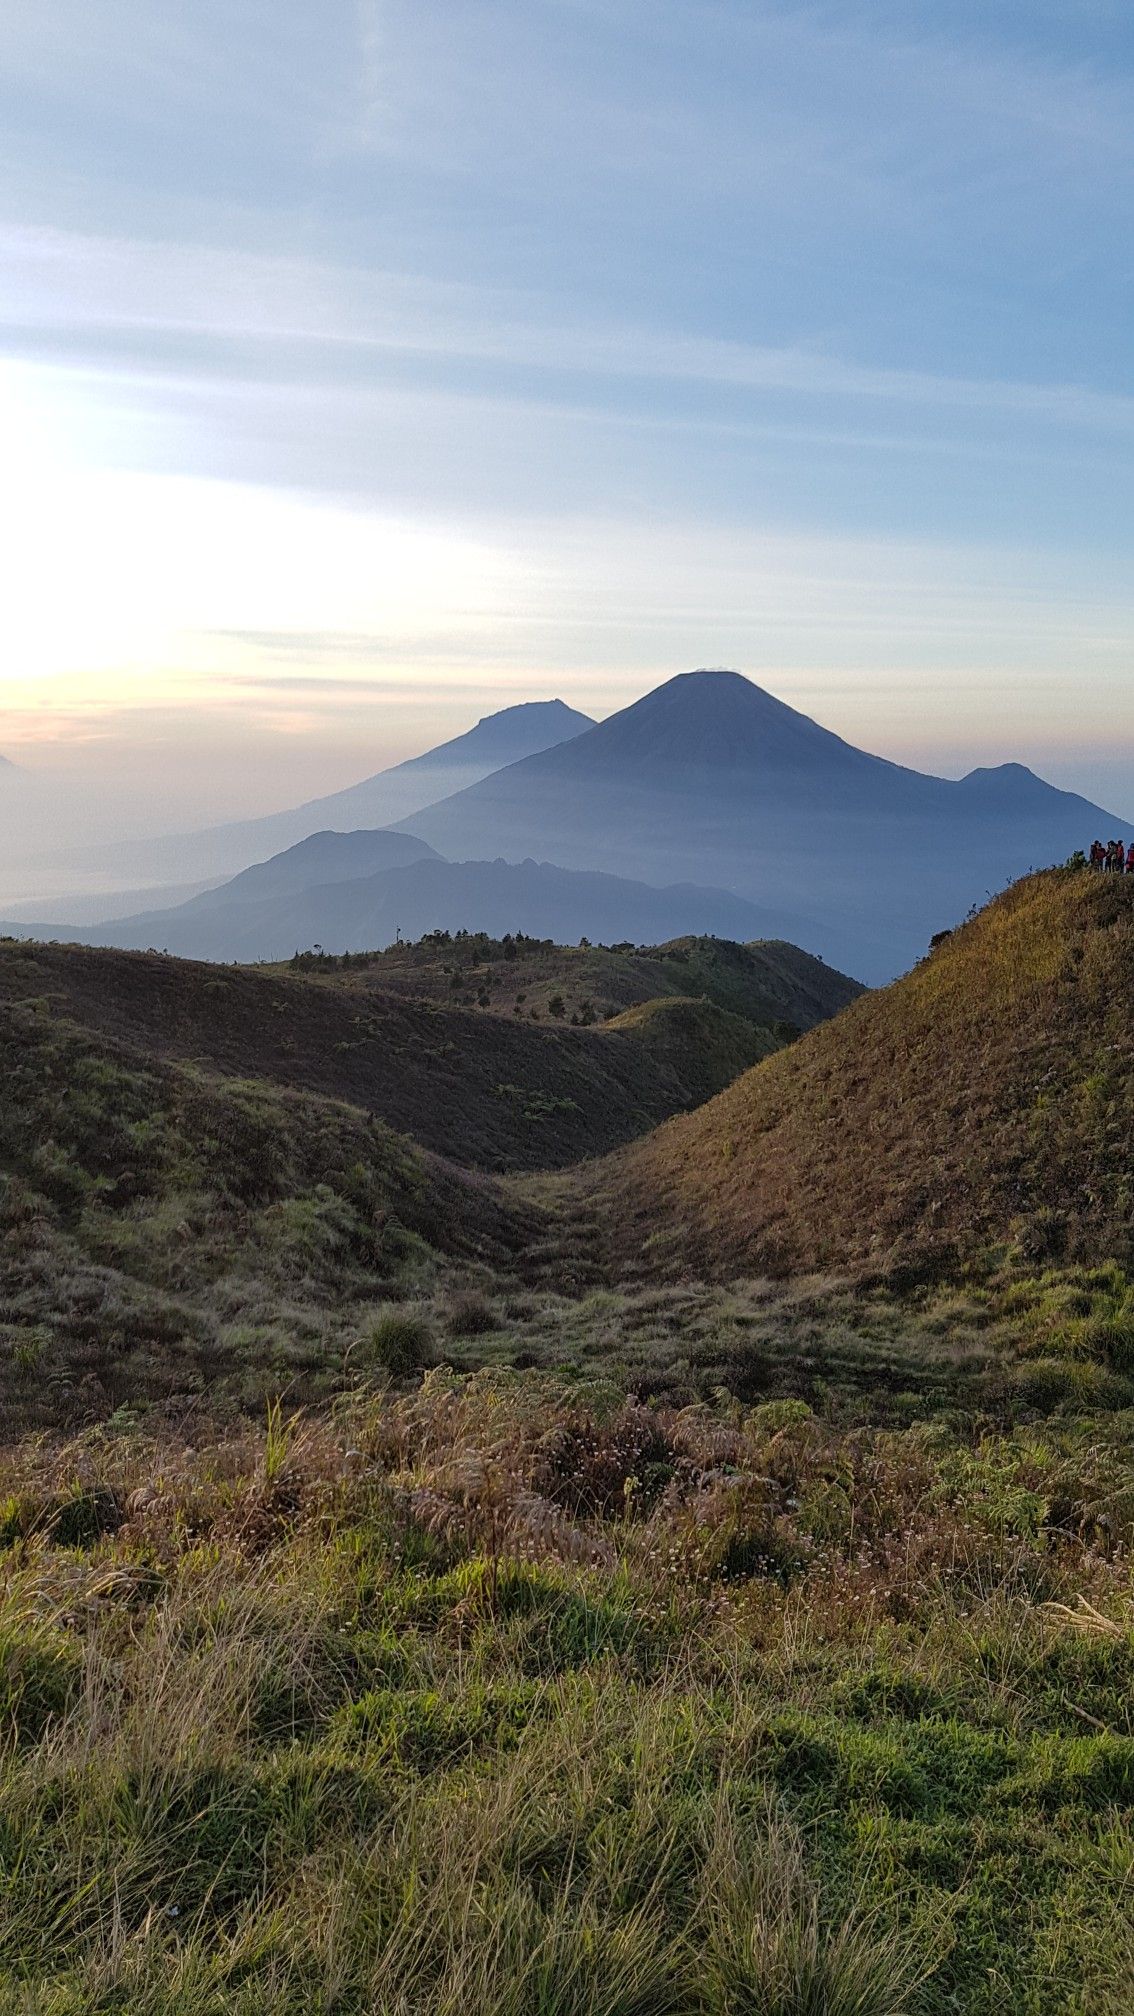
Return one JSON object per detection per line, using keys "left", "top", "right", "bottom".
{"left": 537, "top": 669, "right": 883, "bottom": 777}
{"left": 405, "top": 671, "right": 1133, "bottom": 982}
{"left": 76, "top": 699, "right": 596, "bottom": 890}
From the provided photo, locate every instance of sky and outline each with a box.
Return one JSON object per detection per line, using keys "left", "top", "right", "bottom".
{"left": 1, "top": 0, "right": 1132, "bottom": 854}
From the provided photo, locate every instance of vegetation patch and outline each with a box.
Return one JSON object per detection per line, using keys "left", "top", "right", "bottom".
{"left": 0, "top": 1376, "right": 1131, "bottom": 2007}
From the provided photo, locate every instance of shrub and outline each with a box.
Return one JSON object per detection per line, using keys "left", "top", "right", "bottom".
{"left": 365, "top": 1309, "right": 433, "bottom": 1378}
{"left": 447, "top": 1290, "right": 499, "bottom": 1339}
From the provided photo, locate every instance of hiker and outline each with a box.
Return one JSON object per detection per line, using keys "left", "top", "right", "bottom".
{"left": 1127, "top": 844, "right": 1134, "bottom": 876}
{"left": 1090, "top": 840, "right": 1105, "bottom": 870}
{"left": 1116, "top": 840, "right": 1128, "bottom": 874}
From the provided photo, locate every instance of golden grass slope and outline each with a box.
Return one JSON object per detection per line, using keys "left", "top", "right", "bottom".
{"left": 588, "top": 871, "right": 1134, "bottom": 1281}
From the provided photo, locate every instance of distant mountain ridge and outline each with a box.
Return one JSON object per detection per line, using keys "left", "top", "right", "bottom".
{"left": 77, "top": 698, "right": 596, "bottom": 888}
{"left": 1, "top": 851, "right": 806, "bottom": 965}
{"left": 403, "top": 670, "right": 1132, "bottom": 981}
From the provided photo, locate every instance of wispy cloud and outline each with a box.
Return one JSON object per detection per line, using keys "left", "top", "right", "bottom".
{"left": 3, "top": 225, "right": 1132, "bottom": 440}
{"left": 0, "top": 0, "right": 1130, "bottom": 842}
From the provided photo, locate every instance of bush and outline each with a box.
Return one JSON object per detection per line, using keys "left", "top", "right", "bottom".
{"left": 446, "top": 1291, "right": 499, "bottom": 1339}
{"left": 365, "top": 1309, "right": 433, "bottom": 1378}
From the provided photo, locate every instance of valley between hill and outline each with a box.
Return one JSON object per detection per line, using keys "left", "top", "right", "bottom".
{"left": 5, "top": 870, "right": 1134, "bottom": 2011}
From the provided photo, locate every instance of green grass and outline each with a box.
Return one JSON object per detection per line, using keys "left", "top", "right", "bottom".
{"left": 3, "top": 1374, "right": 1134, "bottom": 2009}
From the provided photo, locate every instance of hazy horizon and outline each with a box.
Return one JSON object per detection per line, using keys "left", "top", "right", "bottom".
{"left": 4, "top": 664, "right": 1134, "bottom": 924}
{"left": 2, "top": 0, "right": 1132, "bottom": 854}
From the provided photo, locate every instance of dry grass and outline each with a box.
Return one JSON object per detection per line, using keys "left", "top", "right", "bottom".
{"left": 583, "top": 870, "right": 1134, "bottom": 1281}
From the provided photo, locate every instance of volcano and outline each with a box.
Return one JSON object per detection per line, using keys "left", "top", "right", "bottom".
{"left": 405, "top": 671, "right": 1132, "bottom": 980}
{"left": 80, "top": 698, "right": 596, "bottom": 889}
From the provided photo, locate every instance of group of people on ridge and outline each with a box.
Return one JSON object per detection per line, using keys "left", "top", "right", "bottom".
{"left": 1089, "top": 839, "right": 1134, "bottom": 874}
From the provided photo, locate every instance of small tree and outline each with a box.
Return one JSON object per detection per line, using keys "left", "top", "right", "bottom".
{"left": 548, "top": 993, "right": 566, "bottom": 1019}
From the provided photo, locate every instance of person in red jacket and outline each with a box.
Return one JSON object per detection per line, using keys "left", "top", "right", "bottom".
{"left": 1090, "top": 840, "right": 1105, "bottom": 870}
{"left": 1127, "top": 844, "right": 1134, "bottom": 875}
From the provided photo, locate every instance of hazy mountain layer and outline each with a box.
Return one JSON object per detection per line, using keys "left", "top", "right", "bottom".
{"left": 176, "top": 828, "right": 439, "bottom": 912}
{"left": 3, "top": 853, "right": 807, "bottom": 965}
{"left": 404, "top": 671, "right": 1132, "bottom": 981}
{"left": 75, "top": 698, "right": 595, "bottom": 889}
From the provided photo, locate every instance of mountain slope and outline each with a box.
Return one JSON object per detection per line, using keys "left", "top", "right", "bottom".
{"left": 584, "top": 869, "right": 1134, "bottom": 1280}
{"left": 0, "top": 953, "right": 545, "bottom": 1428}
{"left": 0, "top": 937, "right": 787, "bottom": 1174}
{"left": 3, "top": 855, "right": 806, "bottom": 965}
{"left": 318, "top": 930, "right": 863, "bottom": 1035}
{"left": 82, "top": 699, "right": 595, "bottom": 888}
{"left": 167, "top": 828, "right": 438, "bottom": 914}
{"left": 404, "top": 671, "right": 1132, "bottom": 981}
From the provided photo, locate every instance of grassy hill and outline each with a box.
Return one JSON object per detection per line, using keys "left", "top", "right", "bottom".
{"left": 0, "top": 957, "right": 546, "bottom": 1431}
{"left": 0, "top": 939, "right": 784, "bottom": 1178}
{"left": 11, "top": 882, "right": 1134, "bottom": 2011}
{"left": 588, "top": 870, "right": 1134, "bottom": 1281}
{"left": 292, "top": 929, "right": 862, "bottom": 1033}
{"left": 0, "top": 929, "right": 803, "bottom": 1429}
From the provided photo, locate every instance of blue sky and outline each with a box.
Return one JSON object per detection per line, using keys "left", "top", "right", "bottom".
{"left": 1, "top": 0, "right": 1132, "bottom": 830}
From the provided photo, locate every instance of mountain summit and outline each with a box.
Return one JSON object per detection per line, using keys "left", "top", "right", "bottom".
{"left": 563, "top": 669, "right": 886, "bottom": 777}
{"left": 82, "top": 698, "right": 595, "bottom": 889}
{"left": 405, "top": 670, "right": 1132, "bottom": 981}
